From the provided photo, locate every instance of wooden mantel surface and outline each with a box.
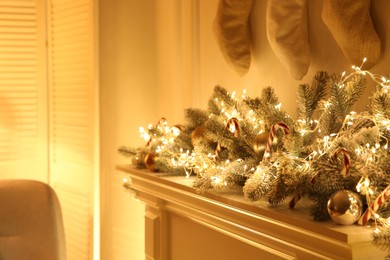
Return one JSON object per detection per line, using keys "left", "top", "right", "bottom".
{"left": 116, "top": 164, "right": 387, "bottom": 260}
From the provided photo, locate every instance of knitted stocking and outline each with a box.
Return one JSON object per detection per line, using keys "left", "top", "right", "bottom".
{"left": 322, "top": 0, "right": 381, "bottom": 69}
{"left": 213, "top": 0, "right": 254, "bottom": 76}
{"left": 266, "top": 0, "right": 310, "bottom": 80}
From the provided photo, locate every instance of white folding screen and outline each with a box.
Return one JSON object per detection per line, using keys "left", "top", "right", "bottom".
{"left": 0, "top": 0, "right": 48, "bottom": 181}
{"left": 0, "top": 0, "right": 97, "bottom": 258}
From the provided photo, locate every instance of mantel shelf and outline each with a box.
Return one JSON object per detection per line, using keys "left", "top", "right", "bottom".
{"left": 116, "top": 164, "right": 387, "bottom": 260}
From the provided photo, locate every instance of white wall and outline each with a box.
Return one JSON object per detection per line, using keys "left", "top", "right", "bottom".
{"left": 99, "top": 0, "right": 158, "bottom": 259}
{"left": 99, "top": 0, "right": 390, "bottom": 259}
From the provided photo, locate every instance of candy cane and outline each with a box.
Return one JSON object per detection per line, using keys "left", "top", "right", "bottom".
{"left": 358, "top": 184, "right": 390, "bottom": 225}
{"left": 333, "top": 148, "right": 351, "bottom": 177}
{"left": 157, "top": 117, "right": 168, "bottom": 126}
{"left": 215, "top": 143, "right": 222, "bottom": 159}
{"left": 227, "top": 117, "right": 240, "bottom": 137}
{"left": 262, "top": 122, "right": 290, "bottom": 162}
{"left": 289, "top": 191, "right": 303, "bottom": 208}
{"left": 215, "top": 118, "right": 241, "bottom": 159}
{"left": 310, "top": 148, "right": 351, "bottom": 184}
{"left": 146, "top": 117, "right": 169, "bottom": 146}
{"left": 170, "top": 124, "right": 183, "bottom": 136}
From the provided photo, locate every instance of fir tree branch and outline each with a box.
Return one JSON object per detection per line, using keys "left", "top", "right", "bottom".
{"left": 297, "top": 71, "right": 328, "bottom": 122}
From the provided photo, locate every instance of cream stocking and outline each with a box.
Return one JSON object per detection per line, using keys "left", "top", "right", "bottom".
{"left": 266, "top": 0, "right": 310, "bottom": 80}
{"left": 213, "top": 0, "right": 254, "bottom": 76}
{"left": 322, "top": 0, "right": 381, "bottom": 69}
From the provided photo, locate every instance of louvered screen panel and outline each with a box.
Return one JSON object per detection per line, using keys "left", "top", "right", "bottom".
{"left": 50, "top": 0, "right": 92, "bottom": 165}
{"left": 0, "top": 0, "right": 47, "bottom": 180}
{"left": 48, "top": 0, "right": 96, "bottom": 259}
{"left": 55, "top": 184, "right": 92, "bottom": 260}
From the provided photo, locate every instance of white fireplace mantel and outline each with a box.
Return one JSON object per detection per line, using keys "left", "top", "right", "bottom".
{"left": 116, "top": 165, "right": 387, "bottom": 260}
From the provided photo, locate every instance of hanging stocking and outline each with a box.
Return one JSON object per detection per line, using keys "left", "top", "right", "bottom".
{"left": 213, "top": 0, "right": 254, "bottom": 76}
{"left": 266, "top": 0, "right": 310, "bottom": 80}
{"left": 322, "top": 0, "right": 381, "bottom": 69}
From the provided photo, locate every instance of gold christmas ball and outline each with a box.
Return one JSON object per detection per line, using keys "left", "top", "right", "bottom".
{"left": 144, "top": 152, "right": 157, "bottom": 172}
{"left": 191, "top": 126, "right": 207, "bottom": 145}
{"left": 254, "top": 132, "right": 269, "bottom": 153}
{"left": 327, "top": 190, "right": 363, "bottom": 225}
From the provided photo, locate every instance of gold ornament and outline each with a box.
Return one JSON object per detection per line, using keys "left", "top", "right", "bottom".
{"left": 191, "top": 126, "right": 207, "bottom": 145}
{"left": 253, "top": 132, "right": 269, "bottom": 153}
{"left": 327, "top": 190, "right": 363, "bottom": 225}
{"left": 144, "top": 152, "right": 157, "bottom": 172}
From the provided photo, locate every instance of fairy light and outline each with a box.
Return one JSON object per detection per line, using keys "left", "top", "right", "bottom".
{"left": 324, "top": 101, "right": 331, "bottom": 109}
{"left": 170, "top": 126, "right": 181, "bottom": 137}
{"left": 229, "top": 122, "right": 236, "bottom": 134}
{"left": 139, "top": 127, "right": 151, "bottom": 141}
{"left": 323, "top": 135, "right": 330, "bottom": 149}
{"left": 241, "top": 89, "right": 247, "bottom": 99}
{"left": 211, "top": 176, "right": 221, "bottom": 184}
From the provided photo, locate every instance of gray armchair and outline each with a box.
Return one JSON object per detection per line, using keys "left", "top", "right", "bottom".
{"left": 0, "top": 180, "right": 66, "bottom": 260}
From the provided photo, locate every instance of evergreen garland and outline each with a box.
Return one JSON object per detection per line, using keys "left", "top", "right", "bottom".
{"left": 120, "top": 67, "right": 390, "bottom": 256}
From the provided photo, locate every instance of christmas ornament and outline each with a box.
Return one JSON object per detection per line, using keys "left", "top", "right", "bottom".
{"left": 144, "top": 152, "right": 157, "bottom": 172}
{"left": 253, "top": 132, "right": 269, "bottom": 153}
{"left": 327, "top": 190, "right": 363, "bottom": 225}
{"left": 213, "top": 0, "right": 254, "bottom": 76}
{"left": 191, "top": 126, "right": 207, "bottom": 145}
{"left": 358, "top": 184, "right": 390, "bottom": 225}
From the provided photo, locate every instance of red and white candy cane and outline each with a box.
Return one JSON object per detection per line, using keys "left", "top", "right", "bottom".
{"left": 227, "top": 117, "right": 240, "bottom": 137}
{"left": 358, "top": 183, "right": 390, "bottom": 225}
{"left": 310, "top": 148, "right": 351, "bottom": 184}
{"left": 157, "top": 117, "right": 168, "bottom": 126}
{"left": 215, "top": 143, "right": 222, "bottom": 159}
{"left": 146, "top": 117, "right": 168, "bottom": 146}
{"left": 333, "top": 148, "right": 350, "bottom": 177}
{"left": 262, "top": 122, "right": 290, "bottom": 162}
{"left": 289, "top": 190, "right": 303, "bottom": 208}
{"left": 215, "top": 117, "right": 241, "bottom": 159}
